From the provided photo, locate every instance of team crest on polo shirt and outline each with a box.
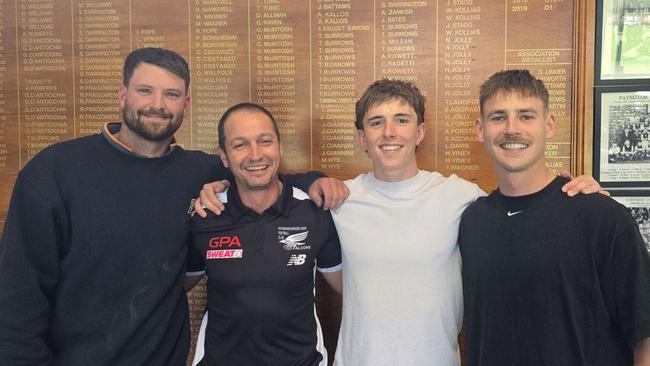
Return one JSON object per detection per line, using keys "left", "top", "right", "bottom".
{"left": 206, "top": 235, "right": 243, "bottom": 259}
{"left": 278, "top": 226, "right": 311, "bottom": 250}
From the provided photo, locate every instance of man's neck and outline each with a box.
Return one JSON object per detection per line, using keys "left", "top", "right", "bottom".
{"left": 496, "top": 165, "right": 556, "bottom": 197}
{"left": 239, "top": 180, "right": 283, "bottom": 214}
{"left": 115, "top": 125, "right": 171, "bottom": 158}
{"left": 372, "top": 165, "right": 419, "bottom": 182}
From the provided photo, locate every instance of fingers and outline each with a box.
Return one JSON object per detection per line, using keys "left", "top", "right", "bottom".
{"left": 194, "top": 195, "right": 208, "bottom": 218}
{"left": 196, "top": 181, "right": 229, "bottom": 216}
{"left": 561, "top": 175, "right": 602, "bottom": 197}
{"left": 308, "top": 184, "right": 324, "bottom": 208}
{"left": 312, "top": 177, "right": 349, "bottom": 210}
{"left": 324, "top": 181, "right": 349, "bottom": 210}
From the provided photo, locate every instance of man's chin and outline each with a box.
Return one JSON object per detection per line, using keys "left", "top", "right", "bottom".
{"left": 134, "top": 124, "right": 180, "bottom": 142}
{"left": 240, "top": 178, "right": 276, "bottom": 192}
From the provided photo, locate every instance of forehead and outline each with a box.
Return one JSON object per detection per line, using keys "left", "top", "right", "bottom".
{"left": 224, "top": 109, "right": 275, "bottom": 137}
{"left": 128, "top": 63, "right": 186, "bottom": 89}
{"left": 365, "top": 98, "right": 415, "bottom": 118}
{"left": 482, "top": 91, "right": 544, "bottom": 112}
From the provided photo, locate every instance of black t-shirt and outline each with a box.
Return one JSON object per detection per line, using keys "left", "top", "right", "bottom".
{"left": 188, "top": 179, "right": 341, "bottom": 366}
{"left": 459, "top": 176, "right": 650, "bottom": 366}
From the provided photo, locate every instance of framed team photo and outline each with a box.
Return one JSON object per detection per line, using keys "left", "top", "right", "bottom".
{"left": 611, "top": 191, "right": 650, "bottom": 253}
{"left": 594, "top": 86, "right": 650, "bottom": 187}
{"left": 596, "top": 0, "right": 650, "bottom": 83}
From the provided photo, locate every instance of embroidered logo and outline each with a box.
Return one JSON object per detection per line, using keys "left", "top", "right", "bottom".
{"left": 207, "top": 235, "right": 243, "bottom": 260}
{"left": 287, "top": 254, "right": 307, "bottom": 266}
{"left": 507, "top": 210, "right": 523, "bottom": 217}
{"left": 278, "top": 226, "right": 311, "bottom": 250}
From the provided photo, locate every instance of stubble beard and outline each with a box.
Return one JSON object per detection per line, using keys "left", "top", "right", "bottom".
{"left": 121, "top": 102, "right": 183, "bottom": 142}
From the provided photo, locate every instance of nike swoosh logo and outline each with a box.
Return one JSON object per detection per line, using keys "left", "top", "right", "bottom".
{"left": 507, "top": 210, "right": 523, "bottom": 216}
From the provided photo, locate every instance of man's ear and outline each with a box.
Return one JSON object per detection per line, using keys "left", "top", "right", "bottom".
{"left": 545, "top": 113, "right": 556, "bottom": 139}
{"left": 218, "top": 147, "right": 229, "bottom": 168}
{"left": 183, "top": 95, "right": 190, "bottom": 114}
{"left": 475, "top": 118, "right": 485, "bottom": 142}
{"left": 118, "top": 85, "right": 127, "bottom": 109}
{"left": 356, "top": 129, "right": 368, "bottom": 153}
{"left": 415, "top": 122, "right": 426, "bottom": 146}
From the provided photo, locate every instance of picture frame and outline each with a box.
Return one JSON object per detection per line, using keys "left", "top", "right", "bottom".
{"left": 593, "top": 86, "right": 650, "bottom": 187}
{"left": 611, "top": 190, "right": 650, "bottom": 253}
{"left": 595, "top": 0, "right": 650, "bottom": 84}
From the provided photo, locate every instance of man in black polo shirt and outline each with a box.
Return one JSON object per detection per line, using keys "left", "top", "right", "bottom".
{"left": 186, "top": 103, "right": 342, "bottom": 366}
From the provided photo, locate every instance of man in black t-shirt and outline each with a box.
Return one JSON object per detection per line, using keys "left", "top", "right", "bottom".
{"left": 459, "top": 69, "right": 650, "bottom": 366}
{"left": 185, "top": 103, "right": 342, "bottom": 366}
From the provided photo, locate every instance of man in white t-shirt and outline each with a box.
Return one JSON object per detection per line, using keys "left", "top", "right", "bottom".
{"left": 332, "top": 79, "right": 603, "bottom": 366}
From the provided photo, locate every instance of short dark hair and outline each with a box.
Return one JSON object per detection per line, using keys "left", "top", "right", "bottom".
{"left": 218, "top": 103, "right": 280, "bottom": 150}
{"left": 479, "top": 69, "right": 549, "bottom": 115}
{"left": 123, "top": 48, "right": 190, "bottom": 92}
{"left": 355, "top": 79, "right": 425, "bottom": 130}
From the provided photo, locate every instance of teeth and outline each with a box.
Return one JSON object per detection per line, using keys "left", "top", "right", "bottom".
{"left": 245, "top": 165, "right": 267, "bottom": 171}
{"left": 380, "top": 145, "right": 401, "bottom": 151}
{"left": 501, "top": 143, "right": 528, "bottom": 150}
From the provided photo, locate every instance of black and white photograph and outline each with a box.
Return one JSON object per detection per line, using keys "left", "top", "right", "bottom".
{"left": 596, "top": 88, "right": 650, "bottom": 186}
{"left": 612, "top": 193, "right": 650, "bottom": 253}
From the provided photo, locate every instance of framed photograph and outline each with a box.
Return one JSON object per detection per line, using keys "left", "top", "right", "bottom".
{"left": 596, "top": 0, "right": 650, "bottom": 83}
{"left": 611, "top": 191, "right": 650, "bottom": 253}
{"left": 594, "top": 86, "right": 650, "bottom": 187}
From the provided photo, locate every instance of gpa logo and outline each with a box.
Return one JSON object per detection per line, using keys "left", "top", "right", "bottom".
{"left": 209, "top": 236, "right": 241, "bottom": 248}
{"left": 206, "top": 236, "right": 243, "bottom": 260}
{"left": 277, "top": 226, "right": 310, "bottom": 251}
{"left": 287, "top": 254, "right": 307, "bottom": 266}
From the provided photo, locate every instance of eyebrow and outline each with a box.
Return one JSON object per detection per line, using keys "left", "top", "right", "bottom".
{"left": 486, "top": 108, "right": 539, "bottom": 117}
{"left": 366, "top": 112, "right": 412, "bottom": 121}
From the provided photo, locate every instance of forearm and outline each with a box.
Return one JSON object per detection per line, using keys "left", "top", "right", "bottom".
{"left": 320, "top": 270, "right": 342, "bottom": 294}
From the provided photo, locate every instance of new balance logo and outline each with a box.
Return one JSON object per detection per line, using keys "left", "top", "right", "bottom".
{"left": 287, "top": 254, "right": 307, "bottom": 266}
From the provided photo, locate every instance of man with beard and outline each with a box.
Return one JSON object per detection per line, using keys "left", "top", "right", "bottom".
{"left": 0, "top": 48, "right": 345, "bottom": 366}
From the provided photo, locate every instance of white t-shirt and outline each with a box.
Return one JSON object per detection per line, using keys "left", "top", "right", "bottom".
{"left": 332, "top": 170, "right": 484, "bottom": 366}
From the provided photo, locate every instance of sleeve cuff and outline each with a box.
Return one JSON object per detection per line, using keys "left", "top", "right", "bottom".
{"left": 317, "top": 263, "right": 342, "bottom": 273}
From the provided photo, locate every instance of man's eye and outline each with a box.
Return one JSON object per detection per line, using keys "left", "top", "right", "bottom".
{"left": 397, "top": 118, "right": 409, "bottom": 125}
{"left": 368, "top": 120, "right": 382, "bottom": 127}
{"left": 137, "top": 88, "right": 151, "bottom": 94}
{"left": 165, "top": 92, "right": 181, "bottom": 98}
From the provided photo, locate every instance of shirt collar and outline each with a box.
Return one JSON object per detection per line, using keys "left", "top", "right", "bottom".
{"left": 101, "top": 122, "right": 178, "bottom": 157}
{"left": 227, "top": 175, "right": 293, "bottom": 220}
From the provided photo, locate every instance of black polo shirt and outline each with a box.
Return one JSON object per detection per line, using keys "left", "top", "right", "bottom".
{"left": 188, "top": 179, "right": 341, "bottom": 366}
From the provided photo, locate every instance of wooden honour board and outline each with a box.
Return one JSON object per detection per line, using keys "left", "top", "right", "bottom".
{"left": 0, "top": 0, "right": 576, "bottom": 364}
